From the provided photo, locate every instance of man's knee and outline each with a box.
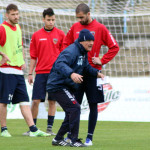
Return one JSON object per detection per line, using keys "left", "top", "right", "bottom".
{"left": 0, "top": 103, "right": 7, "bottom": 107}
{"left": 68, "top": 103, "right": 81, "bottom": 114}
{"left": 19, "top": 102, "right": 30, "bottom": 106}
{"left": 48, "top": 100, "right": 56, "bottom": 106}
{"left": 32, "top": 100, "right": 41, "bottom": 107}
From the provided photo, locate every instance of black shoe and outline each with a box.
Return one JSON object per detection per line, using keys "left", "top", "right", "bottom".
{"left": 52, "top": 138, "right": 70, "bottom": 146}
{"left": 70, "top": 138, "right": 87, "bottom": 147}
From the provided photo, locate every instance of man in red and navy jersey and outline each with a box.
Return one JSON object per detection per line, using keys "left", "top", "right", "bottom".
{"left": 64, "top": 3, "right": 119, "bottom": 146}
{"left": 23, "top": 8, "right": 65, "bottom": 136}
{"left": 0, "top": 4, "right": 50, "bottom": 137}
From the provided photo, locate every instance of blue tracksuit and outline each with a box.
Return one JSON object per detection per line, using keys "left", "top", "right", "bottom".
{"left": 46, "top": 39, "right": 98, "bottom": 142}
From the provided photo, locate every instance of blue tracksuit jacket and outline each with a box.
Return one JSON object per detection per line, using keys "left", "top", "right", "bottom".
{"left": 46, "top": 40, "right": 99, "bottom": 92}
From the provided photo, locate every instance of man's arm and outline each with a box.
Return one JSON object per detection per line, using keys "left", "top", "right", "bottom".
{"left": 100, "top": 25, "right": 119, "bottom": 65}
{"left": 28, "top": 58, "right": 36, "bottom": 85}
{"left": 63, "top": 26, "right": 74, "bottom": 49}
{"left": 59, "top": 31, "right": 66, "bottom": 52}
{"left": 0, "top": 26, "right": 10, "bottom": 65}
{"left": 0, "top": 52, "right": 10, "bottom": 65}
{"left": 21, "top": 46, "right": 26, "bottom": 70}
{"left": 28, "top": 33, "right": 37, "bottom": 84}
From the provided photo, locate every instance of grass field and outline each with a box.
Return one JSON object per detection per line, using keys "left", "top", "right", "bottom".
{"left": 0, "top": 119, "right": 150, "bottom": 150}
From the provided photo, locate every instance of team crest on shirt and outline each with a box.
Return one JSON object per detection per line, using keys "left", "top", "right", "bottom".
{"left": 53, "top": 38, "right": 58, "bottom": 44}
{"left": 91, "top": 31, "right": 95, "bottom": 36}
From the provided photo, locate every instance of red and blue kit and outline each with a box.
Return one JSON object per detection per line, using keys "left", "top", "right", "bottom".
{"left": 30, "top": 27, "right": 65, "bottom": 74}
{"left": 64, "top": 19, "right": 119, "bottom": 70}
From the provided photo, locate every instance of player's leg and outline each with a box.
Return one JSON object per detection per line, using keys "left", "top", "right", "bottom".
{"left": 31, "top": 99, "right": 41, "bottom": 125}
{"left": 49, "top": 89, "right": 86, "bottom": 147}
{"left": 64, "top": 82, "right": 85, "bottom": 142}
{"left": 48, "top": 90, "right": 71, "bottom": 146}
{"left": 84, "top": 74, "right": 104, "bottom": 146}
{"left": 31, "top": 74, "right": 48, "bottom": 125}
{"left": 0, "top": 103, "right": 11, "bottom": 137}
{"left": 86, "top": 102, "right": 98, "bottom": 145}
{"left": 20, "top": 103, "right": 35, "bottom": 127}
{"left": 47, "top": 99, "right": 56, "bottom": 135}
{"left": 23, "top": 74, "right": 49, "bottom": 136}
{"left": 0, "top": 72, "right": 17, "bottom": 137}
{"left": 22, "top": 99, "right": 40, "bottom": 136}
{"left": 0, "top": 103, "right": 7, "bottom": 127}
{"left": 14, "top": 75, "right": 50, "bottom": 137}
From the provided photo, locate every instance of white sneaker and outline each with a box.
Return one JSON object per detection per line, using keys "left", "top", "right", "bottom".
{"left": 84, "top": 138, "right": 93, "bottom": 146}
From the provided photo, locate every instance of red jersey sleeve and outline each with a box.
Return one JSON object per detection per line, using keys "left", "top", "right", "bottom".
{"left": 30, "top": 33, "right": 37, "bottom": 59}
{"left": 0, "top": 25, "right": 6, "bottom": 47}
{"left": 100, "top": 25, "right": 119, "bottom": 65}
{"left": 63, "top": 26, "right": 74, "bottom": 49}
{"left": 59, "top": 30, "right": 65, "bottom": 52}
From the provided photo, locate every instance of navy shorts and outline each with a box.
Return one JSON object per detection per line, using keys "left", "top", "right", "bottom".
{"left": 32, "top": 74, "right": 54, "bottom": 102}
{"left": 0, "top": 72, "right": 29, "bottom": 104}
{"left": 74, "top": 74, "right": 104, "bottom": 104}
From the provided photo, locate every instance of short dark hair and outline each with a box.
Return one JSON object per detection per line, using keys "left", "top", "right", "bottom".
{"left": 43, "top": 8, "right": 55, "bottom": 18}
{"left": 6, "top": 4, "right": 18, "bottom": 13}
{"left": 76, "top": 3, "right": 90, "bottom": 14}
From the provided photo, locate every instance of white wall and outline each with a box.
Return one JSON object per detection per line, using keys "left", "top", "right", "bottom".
{"left": 7, "top": 78, "right": 150, "bottom": 122}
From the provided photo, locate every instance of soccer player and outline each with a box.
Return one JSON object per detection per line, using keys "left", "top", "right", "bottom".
{"left": 63, "top": 3, "right": 119, "bottom": 146}
{"left": 23, "top": 8, "right": 65, "bottom": 136}
{"left": 0, "top": 4, "right": 50, "bottom": 137}
{"left": 47, "top": 29, "right": 104, "bottom": 147}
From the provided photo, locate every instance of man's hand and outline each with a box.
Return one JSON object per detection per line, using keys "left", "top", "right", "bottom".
{"left": 28, "top": 74, "right": 33, "bottom": 85}
{"left": 21, "top": 64, "right": 26, "bottom": 70}
{"left": 97, "top": 72, "right": 104, "bottom": 80}
{"left": 0, "top": 53, "right": 10, "bottom": 65}
{"left": 71, "top": 73, "right": 83, "bottom": 84}
{"left": 92, "top": 57, "right": 102, "bottom": 65}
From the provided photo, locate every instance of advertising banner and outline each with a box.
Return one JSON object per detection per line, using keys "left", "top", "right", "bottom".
{"left": 7, "top": 78, "right": 150, "bottom": 122}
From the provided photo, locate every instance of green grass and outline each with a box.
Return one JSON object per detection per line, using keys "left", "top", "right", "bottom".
{"left": 0, "top": 120, "right": 150, "bottom": 150}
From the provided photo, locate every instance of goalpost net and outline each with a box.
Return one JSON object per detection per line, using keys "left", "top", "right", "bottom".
{"left": 0, "top": 0, "right": 150, "bottom": 77}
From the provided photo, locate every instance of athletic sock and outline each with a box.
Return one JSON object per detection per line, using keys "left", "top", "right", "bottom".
{"left": 33, "top": 118, "right": 37, "bottom": 125}
{"left": 29, "top": 125, "right": 38, "bottom": 132}
{"left": 47, "top": 115, "right": 55, "bottom": 128}
{"left": 87, "top": 133, "right": 93, "bottom": 140}
{"left": 1, "top": 126, "right": 7, "bottom": 132}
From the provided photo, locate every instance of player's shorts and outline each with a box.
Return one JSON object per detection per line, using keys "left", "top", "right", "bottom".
{"left": 32, "top": 73, "right": 54, "bottom": 102}
{"left": 0, "top": 72, "right": 29, "bottom": 104}
{"left": 74, "top": 73, "right": 104, "bottom": 104}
